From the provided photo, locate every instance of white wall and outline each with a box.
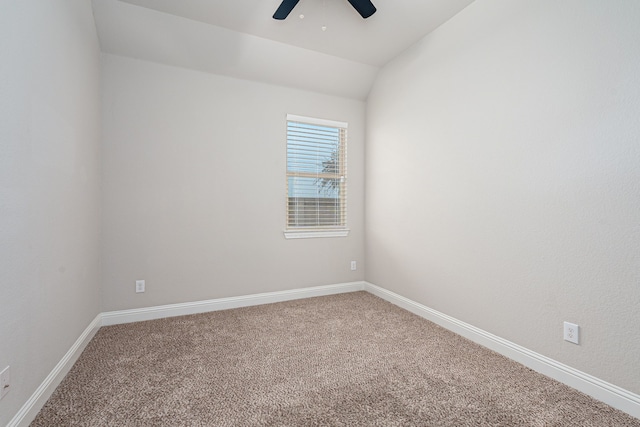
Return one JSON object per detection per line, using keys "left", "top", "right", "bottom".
{"left": 101, "top": 54, "right": 365, "bottom": 311}
{"left": 366, "top": 0, "right": 640, "bottom": 394}
{"left": 0, "top": 1, "right": 102, "bottom": 425}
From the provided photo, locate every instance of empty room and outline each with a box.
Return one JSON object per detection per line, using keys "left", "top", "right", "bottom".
{"left": 1, "top": 0, "right": 639, "bottom": 425}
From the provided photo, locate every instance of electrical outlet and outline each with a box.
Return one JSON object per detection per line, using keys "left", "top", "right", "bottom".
{"left": 350, "top": 261, "right": 357, "bottom": 271}
{"left": 0, "top": 366, "right": 10, "bottom": 400}
{"left": 564, "top": 322, "right": 579, "bottom": 344}
{"left": 135, "top": 280, "right": 145, "bottom": 293}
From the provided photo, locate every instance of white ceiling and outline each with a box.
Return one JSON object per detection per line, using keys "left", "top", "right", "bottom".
{"left": 92, "top": 0, "right": 474, "bottom": 99}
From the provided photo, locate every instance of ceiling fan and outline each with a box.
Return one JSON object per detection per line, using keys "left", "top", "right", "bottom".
{"left": 273, "top": 0, "right": 377, "bottom": 20}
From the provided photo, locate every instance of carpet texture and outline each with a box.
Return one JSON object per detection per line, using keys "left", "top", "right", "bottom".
{"left": 32, "top": 292, "right": 639, "bottom": 426}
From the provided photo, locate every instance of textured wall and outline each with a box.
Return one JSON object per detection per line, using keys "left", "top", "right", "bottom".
{"left": 366, "top": 0, "right": 640, "bottom": 394}
{"left": 0, "top": 1, "right": 102, "bottom": 424}
{"left": 101, "top": 54, "right": 365, "bottom": 311}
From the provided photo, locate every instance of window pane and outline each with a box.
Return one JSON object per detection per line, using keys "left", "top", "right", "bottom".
{"left": 288, "top": 177, "right": 339, "bottom": 199}
{"left": 286, "top": 117, "right": 347, "bottom": 230}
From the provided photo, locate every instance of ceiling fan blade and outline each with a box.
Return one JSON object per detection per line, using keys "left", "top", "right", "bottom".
{"left": 273, "top": 0, "right": 301, "bottom": 20}
{"left": 347, "top": 0, "right": 377, "bottom": 19}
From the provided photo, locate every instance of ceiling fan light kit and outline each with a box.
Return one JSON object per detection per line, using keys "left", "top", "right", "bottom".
{"left": 273, "top": 0, "right": 376, "bottom": 20}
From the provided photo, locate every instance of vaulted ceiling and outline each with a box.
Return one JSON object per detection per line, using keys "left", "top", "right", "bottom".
{"left": 92, "top": 0, "right": 474, "bottom": 99}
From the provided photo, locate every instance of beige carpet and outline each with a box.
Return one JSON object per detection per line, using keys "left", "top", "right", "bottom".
{"left": 32, "top": 292, "right": 639, "bottom": 426}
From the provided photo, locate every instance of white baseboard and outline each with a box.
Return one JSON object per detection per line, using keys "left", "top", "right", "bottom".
{"left": 7, "top": 314, "right": 102, "bottom": 427}
{"left": 101, "top": 281, "right": 366, "bottom": 326}
{"left": 364, "top": 281, "right": 640, "bottom": 420}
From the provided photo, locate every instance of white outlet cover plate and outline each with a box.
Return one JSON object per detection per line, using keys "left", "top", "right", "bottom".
{"left": 564, "top": 321, "right": 579, "bottom": 344}
{"left": 136, "top": 280, "right": 145, "bottom": 293}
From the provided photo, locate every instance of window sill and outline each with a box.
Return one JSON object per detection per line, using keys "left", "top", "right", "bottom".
{"left": 284, "top": 229, "right": 350, "bottom": 239}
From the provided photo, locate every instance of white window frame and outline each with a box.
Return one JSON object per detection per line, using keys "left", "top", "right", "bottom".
{"left": 284, "top": 114, "right": 349, "bottom": 239}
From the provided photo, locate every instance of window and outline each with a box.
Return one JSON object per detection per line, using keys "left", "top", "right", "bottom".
{"left": 285, "top": 114, "right": 348, "bottom": 239}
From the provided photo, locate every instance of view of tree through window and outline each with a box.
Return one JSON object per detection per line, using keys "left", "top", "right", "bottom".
{"left": 286, "top": 117, "right": 347, "bottom": 230}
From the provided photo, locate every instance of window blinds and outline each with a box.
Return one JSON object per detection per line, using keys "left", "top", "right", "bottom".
{"left": 286, "top": 114, "right": 347, "bottom": 231}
